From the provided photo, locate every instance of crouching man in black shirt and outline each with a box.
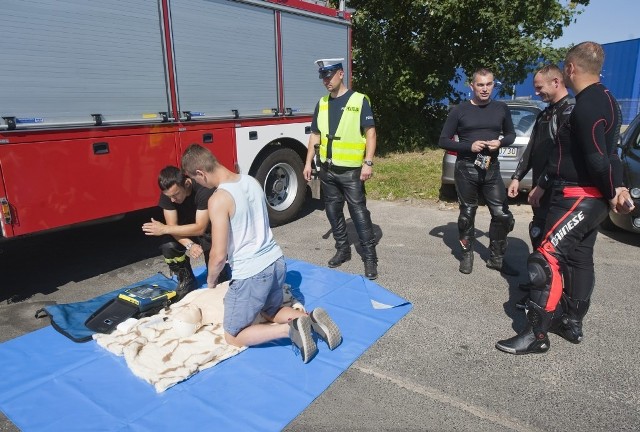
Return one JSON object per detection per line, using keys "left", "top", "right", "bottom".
{"left": 142, "top": 165, "right": 230, "bottom": 298}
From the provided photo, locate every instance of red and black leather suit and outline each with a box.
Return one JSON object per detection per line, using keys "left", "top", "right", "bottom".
{"left": 527, "top": 83, "right": 623, "bottom": 339}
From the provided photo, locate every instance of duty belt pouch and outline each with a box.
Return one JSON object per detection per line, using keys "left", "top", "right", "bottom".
{"left": 474, "top": 154, "right": 491, "bottom": 170}
{"left": 85, "top": 284, "right": 177, "bottom": 334}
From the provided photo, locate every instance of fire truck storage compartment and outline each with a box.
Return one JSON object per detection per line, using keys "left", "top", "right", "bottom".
{"left": 279, "top": 11, "right": 350, "bottom": 115}
{"left": 1, "top": 0, "right": 172, "bottom": 128}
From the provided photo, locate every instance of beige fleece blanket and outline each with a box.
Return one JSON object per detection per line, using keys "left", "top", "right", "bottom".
{"left": 93, "top": 282, "right": 302, "bottom": 393}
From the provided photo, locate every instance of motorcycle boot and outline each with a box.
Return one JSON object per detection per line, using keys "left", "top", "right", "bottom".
{"left": 459, "top": 239, "right": 474, "bottom": 274}
{"left": 349, "top": 202, "right": 378, "bottom": 280}
{"left": 160, "top": 242, "right": 197, "bottom": 300}
{"left": 328, "top": 248, "right": 351, "bottom": 268}
{"left": 361, "top": 240, "right": 378, "bottom": 280}
{"left": 550, "top": 296, "right": 589, "bottom": 344}
{"left": 486, "top": 240, "right": 519, "bottom": 276}
{"left": 495, "top": 300, "right": 552, "bottom": 355}
{"left": 325, "top": 202, "right": 351, "bottom": 268}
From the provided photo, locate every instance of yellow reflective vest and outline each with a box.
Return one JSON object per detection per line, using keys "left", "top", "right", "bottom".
{"left": 317, "top": 92, "right": 368, "bottom": 167}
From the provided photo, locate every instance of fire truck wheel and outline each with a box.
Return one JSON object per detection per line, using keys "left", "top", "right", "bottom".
{"left": 254, "top": 147, "right": 307, "bottom": 227}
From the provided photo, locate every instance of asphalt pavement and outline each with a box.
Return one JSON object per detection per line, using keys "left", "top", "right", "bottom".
{"left": 1, "top": 198, "right": 639, "bottom": 431}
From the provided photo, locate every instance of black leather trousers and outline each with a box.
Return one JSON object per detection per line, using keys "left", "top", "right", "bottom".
{"left": 454, "top": 159, "right": 514, "bottom": 243}
{"left": 319, "top": 166, "right": 377, "bottom": 262}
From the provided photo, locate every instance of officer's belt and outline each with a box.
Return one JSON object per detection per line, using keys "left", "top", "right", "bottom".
{"left": 321, "top": 160, "right": 358, "bottom": 174}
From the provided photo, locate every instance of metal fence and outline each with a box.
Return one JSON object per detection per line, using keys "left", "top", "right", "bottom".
{"left": 617, "top": 99, "right": 640, "bottom": 125}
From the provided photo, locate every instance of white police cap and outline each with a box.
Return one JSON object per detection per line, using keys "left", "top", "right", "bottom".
{"left": 316, "top": 58, "right": 344, "bottom": 78}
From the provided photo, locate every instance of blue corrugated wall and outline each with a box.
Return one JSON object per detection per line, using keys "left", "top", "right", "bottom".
{"left": 452, "top": 38, "right": 640, "bottom": 124}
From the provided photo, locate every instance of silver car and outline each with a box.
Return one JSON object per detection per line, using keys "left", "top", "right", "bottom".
{"left": 440, "top": 100, "right": 544, "bottom": 199}
{"left": 601, "top": 112, "right": 640, "bottom": 233}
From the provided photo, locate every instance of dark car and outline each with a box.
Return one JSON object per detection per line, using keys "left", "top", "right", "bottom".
{"left": 440, "top": 100, "right": 544, "bottom": 199}
{"left": 601, "top": 113, "right": 640, "bottom": 233}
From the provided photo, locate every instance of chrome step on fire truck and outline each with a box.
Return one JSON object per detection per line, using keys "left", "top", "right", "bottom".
{"left": 0, "top": 0, "right": 351, "bottom": 240}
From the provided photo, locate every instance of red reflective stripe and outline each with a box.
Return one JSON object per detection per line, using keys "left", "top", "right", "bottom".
{"left": 562, "top": 186, "right": 602, "bottom": 198}
{"left": 591, "top": 119, "right": 605, "bottom": 155}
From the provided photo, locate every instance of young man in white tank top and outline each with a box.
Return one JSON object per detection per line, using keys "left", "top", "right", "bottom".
{"left": 181, "top": 144, "right": 342, "bottom": 363}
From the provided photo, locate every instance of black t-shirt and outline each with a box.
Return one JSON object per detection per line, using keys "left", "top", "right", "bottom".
{"left": 158, "top": 181, "right": 214, "bottom": 250}
{"left": 438, "top": 100, "right": 516, "bottom": 161}
{"left": 310, "top": 89, "right": 375, "bottom": 136}
{"left": 539, "top": 83, "right": 623, "bottom": 199}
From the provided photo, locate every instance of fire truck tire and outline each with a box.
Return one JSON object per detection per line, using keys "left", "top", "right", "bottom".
{"left": 254, "top": 147, "right": 307, "bottom": 227}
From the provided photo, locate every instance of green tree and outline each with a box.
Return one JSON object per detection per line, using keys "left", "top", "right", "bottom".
{"left": 346, "top": 0, "right": 589, "bottom": 152}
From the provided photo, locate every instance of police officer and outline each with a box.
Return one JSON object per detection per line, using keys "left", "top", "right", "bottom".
{"left": 439, "top": 68, "right": 518, "bottom": 276}
{"left": 303, "top": 58, "right": 379, "bottom": 280}
{"left": 508, "top": 65, "right": 574, "bottom": 307}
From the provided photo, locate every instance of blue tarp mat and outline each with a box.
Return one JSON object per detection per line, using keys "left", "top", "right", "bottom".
{"left": 0, "top": 259, "right": 412, "bottom": 432}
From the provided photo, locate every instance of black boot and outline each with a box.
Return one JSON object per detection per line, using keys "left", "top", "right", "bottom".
{"left": 361, "top": 241, "right": 378, "bottom": 280}
{"left": 160, "top": 242, "right": 197, "bottom": 299}
{"left": 166, "top": 256, "right": 197, "bottom": 299}
{"left": 328, "top": 249, "right": 351, "bottom": 268}
{"left": 549, "top": 315, "right": 583, "bottom": 344}
{"left": 549, "top": 297, "right": 589, "bottom": 344}
{"left": 364, "top": 260, "right": 378, "bottom": 280}
{"left": 459, "top": 240, "right": 474, "bottom": 274}
{"left": 495, "top": 300, "right": 552, "bottom": 355}
{"left": 486, "top": 240, "right": 519, "bottom": 276}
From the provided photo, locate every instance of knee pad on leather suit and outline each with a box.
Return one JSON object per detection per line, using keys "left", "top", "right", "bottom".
{"left": 527, "top": 251, "right": 553, "bottom": 305}
{"left": 458, "top": 206, "right": 476, "bottom": 240}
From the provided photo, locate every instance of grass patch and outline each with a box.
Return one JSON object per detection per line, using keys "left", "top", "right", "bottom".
{"left": 367, "top": 149, "right": 445, "bottom": 201}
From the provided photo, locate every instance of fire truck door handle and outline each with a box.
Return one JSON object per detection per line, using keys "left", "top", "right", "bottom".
{"left": 93, "top": 142, "right": 109, "bottom": 155}
{"left": 202, "top": 133, "right": 213, "bottom": 143}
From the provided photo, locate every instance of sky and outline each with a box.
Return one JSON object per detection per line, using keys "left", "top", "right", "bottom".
{"left": 552, "top": 0, "right": 639, "bottom": 47}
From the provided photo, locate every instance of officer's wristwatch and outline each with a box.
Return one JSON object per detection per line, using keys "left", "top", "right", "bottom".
{"left": 363, "top": 160, "right": 374, "bottom": 167}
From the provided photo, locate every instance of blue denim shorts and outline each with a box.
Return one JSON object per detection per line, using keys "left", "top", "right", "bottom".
{"left": 223, "top": 256, "right": 286, "bottom": 337}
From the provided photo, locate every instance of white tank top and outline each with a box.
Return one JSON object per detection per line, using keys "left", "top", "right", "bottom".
{"left": 217, "top": 175, "right": 283, "bottom": 279}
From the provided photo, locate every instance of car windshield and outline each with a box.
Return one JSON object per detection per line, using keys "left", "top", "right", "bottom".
{"left": 510, "top": 106, "right": 541, "bottom": 137}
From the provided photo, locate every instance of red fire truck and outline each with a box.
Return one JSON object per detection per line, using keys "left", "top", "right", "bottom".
{"left": 0, "top": 0, "right": 351, "bottom": 240}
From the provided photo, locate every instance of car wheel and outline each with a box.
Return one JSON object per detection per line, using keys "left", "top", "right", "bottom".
{"left": 253, "top": 147, "right": 306, "bottom": 227}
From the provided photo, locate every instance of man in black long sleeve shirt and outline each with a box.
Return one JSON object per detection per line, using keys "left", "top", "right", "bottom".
{"left": 508, "top": 65, "right": 574, "bottom": 306}
{"left": 508, "top": 65, "right": 574, "bottom": 250}
{"left": 496, "top": 42, "right": 635, "bottom": 355}
{"left": 439, "top": 67, "right": 518, "bottom": 275}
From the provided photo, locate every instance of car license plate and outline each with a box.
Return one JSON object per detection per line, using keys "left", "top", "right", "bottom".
{"left": 499, "top": 147, "right": 518, "bottom": 158}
